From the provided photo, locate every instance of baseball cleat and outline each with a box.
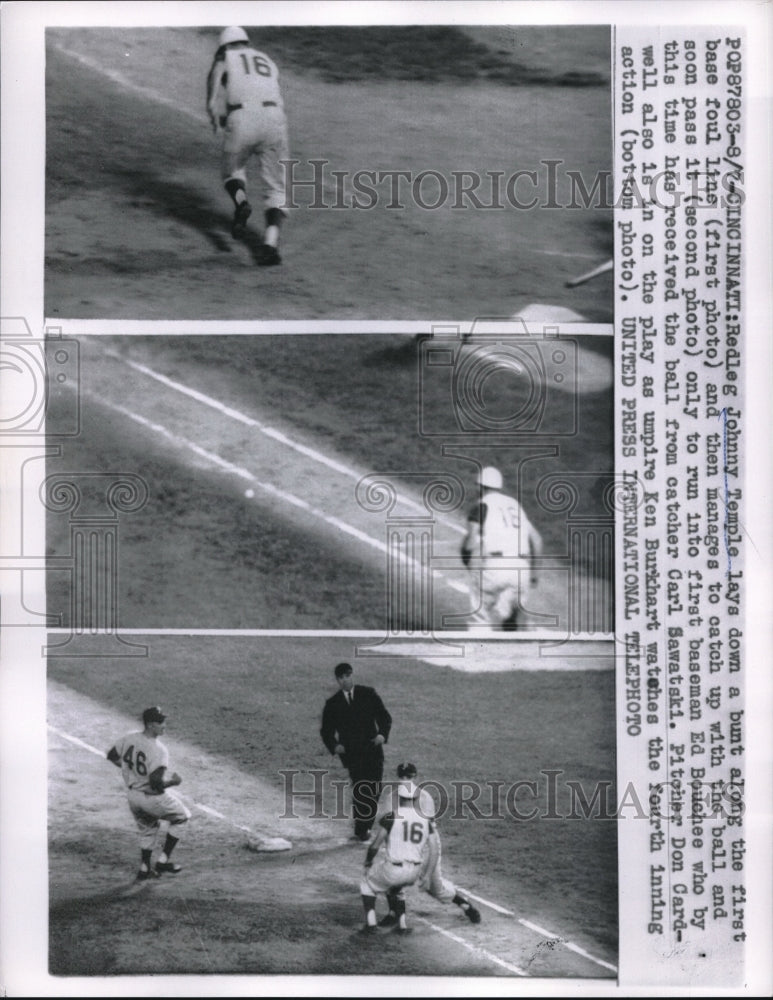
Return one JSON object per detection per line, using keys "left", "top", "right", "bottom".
{"left": 231, "top": 200, "right": 252, "bottom": 238}
{"left": 393, "top": 926, "right": 413, "bottom": 936}
{"left": 358, "top": 924, "right": 378, "bottom": 935}
{"left": 256, "top": 244, "right": 282, "bottom": 267}
{"left": 465, "top": 905, "right": 482, "bottom": 924}
{"left": 135, "top": 867, "right": 160, "bottom": 882}
{"left": 378, "top": 913, "right": 398, "bottom": 928}
{"left": 155, "top": 861, "right": 182, "bottom": 874}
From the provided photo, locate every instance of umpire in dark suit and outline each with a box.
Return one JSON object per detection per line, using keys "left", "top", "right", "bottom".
{"left": 320, "top": 662, "right": 392, "bottom": 842}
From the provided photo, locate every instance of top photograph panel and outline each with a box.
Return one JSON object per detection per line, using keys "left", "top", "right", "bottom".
{"left": 45, "top": 25, "right": 612, "bottom": 322}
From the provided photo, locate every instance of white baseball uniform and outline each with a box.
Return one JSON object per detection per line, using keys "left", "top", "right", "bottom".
{"left": 361, "top": 806, "right": 434, "bottom": 899}
{"left": 462, "top": 488, "right": 542, "bottom": 626}
{"left": 206, "top": 43, "right": 289, "bottom": 211}
{"left": 109, "top": 730, "right": 190, "bottom": 849}
{"left": 376, "top": 783, "right": 473, "bottom": 908}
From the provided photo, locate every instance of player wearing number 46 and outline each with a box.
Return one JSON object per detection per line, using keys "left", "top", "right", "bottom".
{"left": 461, "top": 466, "right": 543, "bottom": 629}
{"left": 106, "top": 707, "right": 191, "bottom": 882}
{"left": 206, "top": 26, "right": 290, "bottom": 266}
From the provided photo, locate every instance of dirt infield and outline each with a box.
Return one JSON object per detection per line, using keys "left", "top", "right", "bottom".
{"left": 45, "top": 27, "right": 613, "bottom": 321}
{"left": 49, "top": 636, "right": 617, "bottom": 978}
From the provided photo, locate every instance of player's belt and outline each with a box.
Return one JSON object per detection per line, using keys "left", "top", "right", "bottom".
{"left": 227, "top": 101, "right": 278, "bottom": 113}
{"left": 390, "top": 860, "right": 421, "bottom": 866}
{"left": 488, "top": 551, "right": 504, "bottom": 557}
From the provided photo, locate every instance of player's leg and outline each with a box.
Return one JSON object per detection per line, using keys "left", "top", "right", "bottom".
{"left": 359, "top": 863, "right": 387, "bottom": 932}
{"left": 254, "top": 117, "right": 290, "bottom": 265}
{"left": 221, "top": 115, "right": 253, "bottom": 239}
{"left": 433, "top": 870, "right": 482, "bottom": 923}
{"left": 424, "top": 842, "right": 482, "bottom": 922}
{"left": 137, "top": 791, "right": 191, "bottom": 874}
{"left": 156, "top": 792, "right": 191, "bottom": 874}
{"left": 476, "top": 568, "right": 503, "bottom": 625}
{"left": 390, "top": 890, "right": 411, "bottom": 935}
{"left": 359, "top": 889, "right": 379, "bottom": 932}
{"left": 128, "top": 795, "right": 161, "bottom": 880}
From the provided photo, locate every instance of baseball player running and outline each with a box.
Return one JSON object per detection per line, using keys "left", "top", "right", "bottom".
{"left": 461, "top": 465, "right": 542, "bottom": 629}
{"left": 106, "top": 706, "right": 191, "bottom": 881}
{"left": 377, "top": 764, "right": 481, "bottom": 927}
{"left": 206, "top": 26, "right": 289, "bottom": 266}
{"left": 360, "top": 769, "right": 436, "bottom": 935}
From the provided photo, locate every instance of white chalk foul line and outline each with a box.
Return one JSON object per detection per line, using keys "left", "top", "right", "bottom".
{"left": 457, "top": 891, "right": 617, "bottom": 973}
{"left": 54, "top": 44, "right": 206, "bottom": 127}
{"left": 111, "top": 353, "right": 466, "bottom": 536}
{"left": 456, "top": 893, "right": 617, "bottom": 974}
{"left": 412, "top": 915, "right": 527, "bottom": 976}
{"left": 83, "top": 389, "right": 470, "bottom": 597}
{"left": 518, "top": 917, "right": 617, "bottom": 973}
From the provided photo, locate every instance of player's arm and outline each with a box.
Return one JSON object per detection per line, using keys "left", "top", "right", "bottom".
{"left": 364, "top": 817, "right": 390, "bottom": 867}
{"left": 106, "top": 746, "right": 121, "bottom": 767}
{"left": 462, "top": 502, "right": 485, "bottom": 567}
{"left": 205, "top": 53, "right": 226, "bottom": 128}
{"left": 148, "top": 766, "right": 182, "bottom": 793}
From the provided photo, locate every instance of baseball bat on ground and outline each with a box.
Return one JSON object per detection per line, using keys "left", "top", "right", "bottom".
{"left": 564, "top": 258, "right": 613, "bottom": 287}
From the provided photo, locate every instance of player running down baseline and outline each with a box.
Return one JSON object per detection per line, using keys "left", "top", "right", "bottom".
{"left": 206, "top": 26, "right": 290, "bottom": 266}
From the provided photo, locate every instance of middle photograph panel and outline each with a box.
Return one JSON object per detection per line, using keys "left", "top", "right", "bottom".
{"left": 45, "top": 331, "right": 614, "bottom": 633}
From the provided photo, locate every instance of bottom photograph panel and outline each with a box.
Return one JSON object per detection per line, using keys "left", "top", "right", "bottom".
{"left": 48, "top": 635, "right": 617, "bottom": 979}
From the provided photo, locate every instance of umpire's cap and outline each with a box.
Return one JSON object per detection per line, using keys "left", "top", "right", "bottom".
{"left": 142, "top": 706, "right": 167, "bottom": 725}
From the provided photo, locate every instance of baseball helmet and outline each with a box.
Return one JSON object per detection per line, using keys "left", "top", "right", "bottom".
{"left": 479, "top": 466, "right": 503, "bottom": 490}
{"left": 397, "top": 762, "right": 419, "bottom": 797}
{"left": 219, "top": 26, "right": 249, "bottom": 47}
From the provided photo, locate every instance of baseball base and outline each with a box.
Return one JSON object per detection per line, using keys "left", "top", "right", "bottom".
{"left": 246, "top": 835, "right": 293, "bottom": 852}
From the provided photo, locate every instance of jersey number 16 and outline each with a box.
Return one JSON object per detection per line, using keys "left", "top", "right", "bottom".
{"left": 239, "top": 53, "right": 272, "bottom": 77}
{"left": 401, "top": 820, "right": 425, "bottom": 844}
